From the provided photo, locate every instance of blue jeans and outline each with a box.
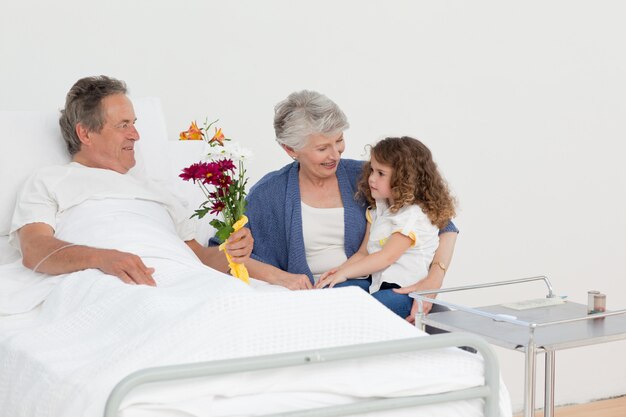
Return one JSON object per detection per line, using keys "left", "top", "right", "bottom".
{"left": 371, "top": 286, "right": 413, "bottom": 318}
{"left": 333, "top": 278, "right": 371, "bottom": 292}
{"left": 332, "top": 279, "right": 449, "bottom": 335}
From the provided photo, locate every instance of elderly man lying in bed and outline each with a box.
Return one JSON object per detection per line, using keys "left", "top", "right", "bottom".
{"left": 11, "top": 75, "right": 253, "bottom": 287}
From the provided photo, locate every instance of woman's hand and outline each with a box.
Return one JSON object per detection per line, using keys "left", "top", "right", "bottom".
{"left": 224, "top": 227, "right": 254, "bottom": 263}
{"left": 315, "top": 269, "right": 347, "bottom": 289}
{"left": 274, "top": 271, "right": 313, "bottom": 290}
{"left": 393, "top": 274, "right": 443, "bottom": 324}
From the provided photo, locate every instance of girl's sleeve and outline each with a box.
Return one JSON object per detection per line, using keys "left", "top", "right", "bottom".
{"left": 389, "top": 206, "right": 438, "bottom": 247}
{"left": 365, "top": 207, "right": 375, "bottom": 224}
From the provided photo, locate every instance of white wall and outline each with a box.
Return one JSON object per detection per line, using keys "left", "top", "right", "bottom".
{"left": 2, "top": 0, "right": 625, "bottom": 412}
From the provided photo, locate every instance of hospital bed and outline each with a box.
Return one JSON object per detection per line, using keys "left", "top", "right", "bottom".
{"left": 0, "top": 98, "right": 512, "bottom": 417}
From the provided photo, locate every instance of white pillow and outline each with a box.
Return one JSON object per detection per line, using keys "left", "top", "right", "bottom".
{"left": 130, "top": 96, "right": 171, "bottom": 182}
{"left": 0, "top": 97, "right": 169, "bottom": 237}
{"left": 0, "top": 111, "right": 69, "bottom": 237}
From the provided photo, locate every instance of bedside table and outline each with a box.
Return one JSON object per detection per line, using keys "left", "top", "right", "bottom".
{"left": 411, "top": 276, "right": 626, "bottom": 417}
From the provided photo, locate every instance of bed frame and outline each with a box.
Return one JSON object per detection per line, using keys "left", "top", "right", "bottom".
{"left": 104, "top": 332, "right": 501, "bottom": 417}
{"left": 0, "top": 100, "right": 503, "bottom": 417}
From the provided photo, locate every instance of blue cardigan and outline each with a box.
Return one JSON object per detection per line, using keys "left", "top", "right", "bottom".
{"left": 210, "top": 158, "right": 458, "bottom": 284}
{"left": 244, "top": 159, "right": 366, "bottom": 284}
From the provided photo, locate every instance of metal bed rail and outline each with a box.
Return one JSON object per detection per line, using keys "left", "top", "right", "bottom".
{"left": 104, "top": 332, "right": 501, "bottom": 417}
{"left": 409, "top": 275, "right": 626, "bottom": 330}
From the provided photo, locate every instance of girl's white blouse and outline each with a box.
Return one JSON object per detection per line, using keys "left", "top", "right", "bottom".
{"left": 367, "top": 200, "right": 439, "bottom": 293}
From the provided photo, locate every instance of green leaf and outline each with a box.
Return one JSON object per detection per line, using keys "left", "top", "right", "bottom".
{"left": 215, "top": 224, "right": 234, "bottom": 242}
{"left": 192, "top": 208, "right": 210, "bottom": 219}
{"left": 210, "top": 218, "right": 227, "bottom": 230}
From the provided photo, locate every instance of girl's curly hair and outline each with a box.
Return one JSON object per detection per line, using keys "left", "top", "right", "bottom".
{"left": 356, "top": 136, "right": 456, "bottom": 229}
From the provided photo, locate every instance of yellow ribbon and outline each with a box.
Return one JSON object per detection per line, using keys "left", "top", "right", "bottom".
{"left": 218, "top": 215, "right": 250, "bottom": 284}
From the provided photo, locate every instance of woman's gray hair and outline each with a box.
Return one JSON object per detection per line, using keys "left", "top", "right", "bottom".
{"left": 59, "top": 75, "right": 128, "bottom": 156}
{"left": 274, "top": 90, "right": 349, "bottom": 150}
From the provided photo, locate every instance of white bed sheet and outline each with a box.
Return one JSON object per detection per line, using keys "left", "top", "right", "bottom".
{"left": 121, "top": 391, "right": 498, "bottom": 417}
{"left": 0, "top": 287, "right": 512, "bottom": 417}
{"left": 0, "top": 198, "right": 512, "bottom": 417}
{"left": 0, "top": 236, "right": 19, "bottom": 265}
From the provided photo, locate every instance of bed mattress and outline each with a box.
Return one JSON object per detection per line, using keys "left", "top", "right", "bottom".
{"left": 0, "top": 199, "right": 512, "bottom": 417}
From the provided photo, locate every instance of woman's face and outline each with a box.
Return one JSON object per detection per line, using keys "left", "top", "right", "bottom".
{"left": 290, "top": 131, "right": 345, "bottom": 180}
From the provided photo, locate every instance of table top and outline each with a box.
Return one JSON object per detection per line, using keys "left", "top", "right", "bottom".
{"left": 422, "top": 301, "right": 626, "bottom": 351}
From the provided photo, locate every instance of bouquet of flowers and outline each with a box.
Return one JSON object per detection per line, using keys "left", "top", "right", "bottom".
{"left": 179, "top": 119, "right": 252, "bottom": 283}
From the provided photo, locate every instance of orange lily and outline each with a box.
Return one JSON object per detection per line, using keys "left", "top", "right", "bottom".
{"left": 179, "top": 121, "right": 204, "bottom": 140}
{"left": 209, "top": 127, "right": 225, "bottom": 145}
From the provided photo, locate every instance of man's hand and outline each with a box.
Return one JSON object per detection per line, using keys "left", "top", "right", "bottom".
{"left": 19, "top": 223, "right": 155, "bottom": 286}
{"left": 97, "top": 249, "right": 156, "bottom": 286}
{"left": 224, "top": 227, "right": 253, "bottom": 263}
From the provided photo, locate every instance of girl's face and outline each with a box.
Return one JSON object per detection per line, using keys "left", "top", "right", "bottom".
{"left": 368, "top": 155, "right": 393, "bottom": 202}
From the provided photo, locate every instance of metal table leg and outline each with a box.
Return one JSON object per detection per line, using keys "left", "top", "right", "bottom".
{"left": 524, "top": 342, "right": 537, "bottom": 417}
{"left": 544, "top": 350, "right": 555, "bottom": 417}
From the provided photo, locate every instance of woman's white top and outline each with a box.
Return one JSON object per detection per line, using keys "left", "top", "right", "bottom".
{"left": 301, "top": 202, "right": 347, "bottom": 283}
{"left": 367, "top": 200, "right": 439, "bottom": 293}
{"left": 9, "top": 162, "right": 196, "bottom": 249}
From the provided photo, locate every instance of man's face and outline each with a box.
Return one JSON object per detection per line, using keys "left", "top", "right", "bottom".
{"left": 77, "top": 94, "right": 139, "bottom": 174}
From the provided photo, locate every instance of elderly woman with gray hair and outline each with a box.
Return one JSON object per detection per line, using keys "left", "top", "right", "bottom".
{"left": 243, "top": 90, "right": 458, "bottom": 323}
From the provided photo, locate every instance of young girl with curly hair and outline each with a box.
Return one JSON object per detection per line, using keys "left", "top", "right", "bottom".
{"left": 316, "top": 136, "right": 456, "bottom": 319}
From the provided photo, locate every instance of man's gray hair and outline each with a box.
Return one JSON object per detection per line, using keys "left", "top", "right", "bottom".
{"left": 273, "top": 90, "right": 349, "bottom": 150}
{"left": 59, "top": 75, "right": 128, "bottom": 156}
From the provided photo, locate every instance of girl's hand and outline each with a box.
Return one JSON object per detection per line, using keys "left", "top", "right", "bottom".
{"left": 315, "top": 269, "right": 335, "bottom": 288}
{"left": 317, "top": 268, "right": 337, "bottom": 283}
{"left": 315, "top": 269, "right": 347, "bottom": 289}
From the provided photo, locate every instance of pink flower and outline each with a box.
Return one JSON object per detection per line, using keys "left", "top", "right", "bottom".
{"left": 217, "top": 159, "right": 236, "bottom": 172}
{"left": 180, "top": 161, "right": 229, "bottom": 186}
{"left": 179, "top": 162, "right": 204, "bottom": 182}
{"left": 199, "top": 162, "right": 222, "bottom": 185}
{"left": 210, "top": 201, "right": 225, "bottom": 215}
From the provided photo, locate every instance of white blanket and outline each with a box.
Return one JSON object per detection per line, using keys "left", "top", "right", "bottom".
{"left": 0, "top": 199, "right": 511, "bottom": 417}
